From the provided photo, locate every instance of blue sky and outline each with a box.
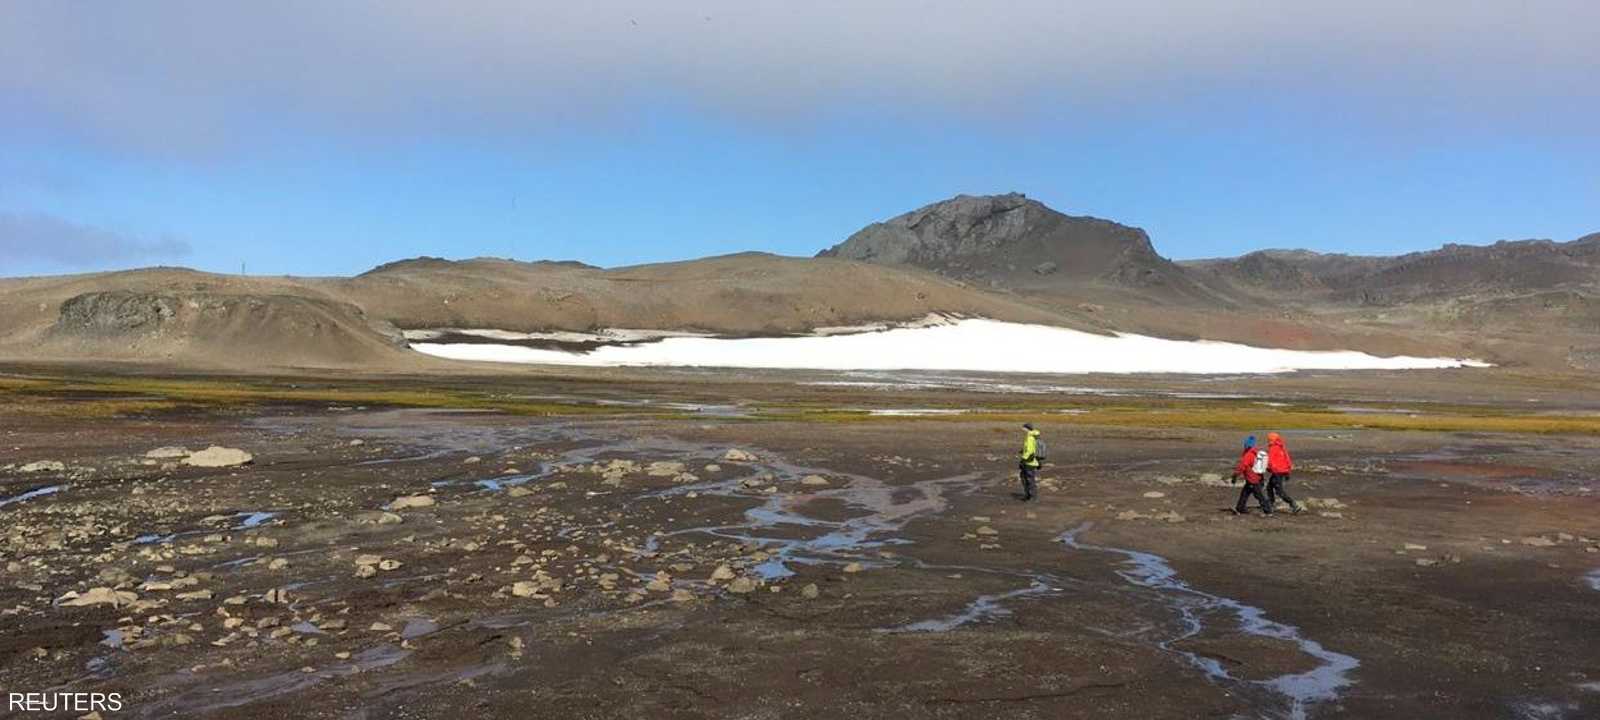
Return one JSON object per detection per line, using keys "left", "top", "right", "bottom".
{"left": 3, "top": 2, "right": 1597, "bottom": 277}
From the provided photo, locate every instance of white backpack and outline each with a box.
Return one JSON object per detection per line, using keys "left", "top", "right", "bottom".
{"left": 1251, "top": 448, "right": 1270, "bottom": 475}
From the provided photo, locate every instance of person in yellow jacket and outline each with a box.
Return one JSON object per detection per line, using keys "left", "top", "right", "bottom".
{"left": 1018, "top": 423, "right": 1042, "bottom": 501}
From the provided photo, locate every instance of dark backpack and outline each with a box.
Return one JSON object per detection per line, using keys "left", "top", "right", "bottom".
{"left": 1034, "top": 437, "right": 1048, "bottom": 464}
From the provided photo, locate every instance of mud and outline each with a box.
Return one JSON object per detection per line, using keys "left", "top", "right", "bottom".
{"left": 2, "top": 372, "right": 1599, "bottom": 719}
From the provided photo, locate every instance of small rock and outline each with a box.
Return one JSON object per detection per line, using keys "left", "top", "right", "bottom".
{"left": 842, "top": 562, "right": 863, "bottom": 574}
{"left": 144, "top": 446, "right": 191, "bottom": 459}
{"left": 19, "top": 460, "right": 66, "bottom": 473}
{"left": 800, "top": 475, "right": 830, "bottom": 487}
{"left": 726, "top": 577, "right": 757, "bottom": 594}
{"left": 1521, "top": 536, "right": 1557, "bottom": 547}
{"left": 57, "top": 587, "right": 138, "bottom": 608}
{"left": 709, "top": 564, "right": 736, "bottom": 582}
{"left": 722, "top": 449, "right": 756, "bottom": 462}
{"left": 1415, "top": 558, "right": 1438, "bottom": 567}
{"left": 800, "top": 583, "right": 820, "bottom": 599}
{"left": 388, "top": 495, "right": 436, "bottom": 511}
{"left": 1403, "top": 543, "right": 1428, "bottom": 552}
{"left": 181, "top": 447, "right": 254, "bottom": 468}
{"left": 1142, "top": 491, "right": 1166, "bottom": 499}
{"left": 975, "top": 526, "right": 999, "bottom": 536}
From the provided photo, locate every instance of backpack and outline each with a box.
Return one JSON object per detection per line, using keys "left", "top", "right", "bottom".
{"left": 1251, "top": 448, "right": 1269, "bottom": 475}
{"left": 1034, "top": 437, "right": 1048, "bottom": 464}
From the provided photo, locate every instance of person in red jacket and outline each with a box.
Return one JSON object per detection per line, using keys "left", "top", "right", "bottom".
{"left": 1231, "top": 435, "right": 1271, "bottom": 515}
{"left": 1264, "top": 432, "right": 1303, "bottom": 514}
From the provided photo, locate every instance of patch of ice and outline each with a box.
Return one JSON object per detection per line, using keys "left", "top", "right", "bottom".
{"left": 412, "top": 318, "right": 1489, "bottom": 375}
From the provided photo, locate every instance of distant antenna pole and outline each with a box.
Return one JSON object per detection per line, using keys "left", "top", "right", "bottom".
{"left": 241, "top": 261, "right": 246, "bottom": 276}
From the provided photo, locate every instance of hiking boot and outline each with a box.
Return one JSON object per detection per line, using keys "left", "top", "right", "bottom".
{"left": 1290, "top": 503, "right": 1304, "bottom": 514}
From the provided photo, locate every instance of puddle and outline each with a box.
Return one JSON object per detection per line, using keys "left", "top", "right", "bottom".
{"left": 0, "top": 484, "right": 67, "bottom": 509}
{"left": 400, "top": 617, "right": 441, "bottom": 640}
{"left": 1060, "top": 523, "right": 1358, "bottom": 720}
{"left": 866, "top": 408, "right": 969, "bottom": 417}
{"left": 1585, "top": 569, "right": 1600, "bottom": 592}
{"left": 133, "top": 511, "right": 280, "bottom": 546}
{"left": 881, "top": 581, "right": 1054, "bottom": 633}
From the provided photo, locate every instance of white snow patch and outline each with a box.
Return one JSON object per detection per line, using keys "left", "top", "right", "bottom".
{"left": 402, "top": 327, "right": 710, "bottom": 343}
{"left": 411, "top": 318, "right": 1489, "bottom": 375}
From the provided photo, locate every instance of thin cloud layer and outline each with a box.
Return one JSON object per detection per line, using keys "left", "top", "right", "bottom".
{"left": 0, "top": 212, "right": 191, "bottom": 269}
{"left": 3, "top": 1, "right": 1596, "bottom": 154}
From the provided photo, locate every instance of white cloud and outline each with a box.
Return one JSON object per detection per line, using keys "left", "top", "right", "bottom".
{"left": 0, "top": 212, "right": 190, "bottom": 268}
{"left": 2, "top": 1, "right": 1596, "bottom": 154}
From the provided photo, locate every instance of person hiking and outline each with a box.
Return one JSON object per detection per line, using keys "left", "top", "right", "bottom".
{"left": 1230, "top": 435, "right": 1272, "bottom": 515}
{"left": 1264, "top": 432, "right": 1302, "bottom": 513}
{"left": 1017, "top": 423, "right": 1043, "bottom": 501}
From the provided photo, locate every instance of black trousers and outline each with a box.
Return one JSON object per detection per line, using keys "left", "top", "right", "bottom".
{"left": 1019, "top": 463, "right": 1038, "bottom": 499}
{"left": 1266, "top": 472, "right": 1296, "bottom": 508}
{"left": 1236, "top": 481, "right": 1271, "bottom": 514}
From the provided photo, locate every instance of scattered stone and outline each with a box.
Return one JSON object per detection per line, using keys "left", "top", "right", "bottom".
{"left": 1415, "top": 558, "right": 1438, "bottom": 567}
{"left": 1319, "top": 512, "right": 1344, "bottom": 519}
{"left": 1521, "top": 536, "right": 1558, "bottom": 547}
{"left": 267, "top": 558, "right": 289, "bottom": 570}
{"left": 511, "top": 581, "right": 537, "bottom": 598}
{"left": 57, "top": 587, "right": 138, "bottom": 608}
{"left": 800, "top": 583, "right": 820, "bottom": 599}
{"left": 1142, "top": 491, "right": 1166, "bottom": 499}
{"left": 1403, "top": 543, "right": 1428, "bottom": 552}
{"left": 645, "top": 574, "right": 672, "bottom": 593}
{"left": 144, "top": 446, "right": 191, "bottom": 459}
{"left": 377, "top": 559, "right": 402, "bottom": 571}
{"left": 19, "top": 460, "right": 66, "bottom": 473}
{"left": 975, "top": 526, "right": 999, "bottom": 537}
{"left": 354, "top": 565, "right": 377, "bottom": 579}
{"left": 722, "top": 449, "right": 757, "bottom": 462}
{"left": 709, "top": 564, "right": 736, "bottom": 582}
{"left": 388, "top": 495, "right": 436, "bottom": 511}
{"left": 726, "top": 577, "right": 757, "bottom": 594}
{"left": 181, "top": 447, "right": 254, "bottom": 468}
{"left": 800, "top": 475, "right": 830, "bottom": 487}
{"left": 646, "top": 461, "right": 687, "bottom": 477}
{"left": 842, "top": 562, "right": 863, "bottom": 574}
{"left": 464, "top": 456, "right": 482, "bottom": 465}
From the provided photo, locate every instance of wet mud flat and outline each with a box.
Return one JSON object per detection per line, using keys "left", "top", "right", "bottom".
{"left": 2, "top": 381, "right": 1600, "bottom": 719}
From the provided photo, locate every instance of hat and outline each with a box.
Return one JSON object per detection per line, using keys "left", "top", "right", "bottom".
{"left": 1244, "top": 435, "right": 1256, "bottom": 448}
{"left": 1022, "top": 423, "right": 1034, "bottom": 431}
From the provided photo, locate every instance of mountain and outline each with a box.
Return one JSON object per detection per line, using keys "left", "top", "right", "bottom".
{"left": 0, "top": 254, "right": 1071, "bottom": 371}
{"left": 1186, "top": 234, "right": 1600, "bottom": 305}
{"left": 819, "top": 193, "right": 1220, "bottom": 300}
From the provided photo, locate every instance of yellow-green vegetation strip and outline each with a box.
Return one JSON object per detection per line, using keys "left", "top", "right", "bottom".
{"left": 0, "top": 374, "right": 639, "bottom": 418}
{"left": 755, "top": 404, "right": 1600, "bottom": 435}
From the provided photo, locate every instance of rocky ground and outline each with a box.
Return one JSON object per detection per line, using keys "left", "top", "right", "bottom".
{"left": 2, "top": 372, "right": 1599, "bottom": 719}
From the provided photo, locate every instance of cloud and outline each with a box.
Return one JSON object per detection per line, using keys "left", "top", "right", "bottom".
{"left": 2, "top": 1, "right": 1597, "bottom": 154}
{"left": 0, "top": 212, "right": 191, "bottom": 268}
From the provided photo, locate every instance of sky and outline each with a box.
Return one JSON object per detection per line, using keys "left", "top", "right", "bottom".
{"left": 3, "top": 1, "right": 1598, "bottom": 277}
